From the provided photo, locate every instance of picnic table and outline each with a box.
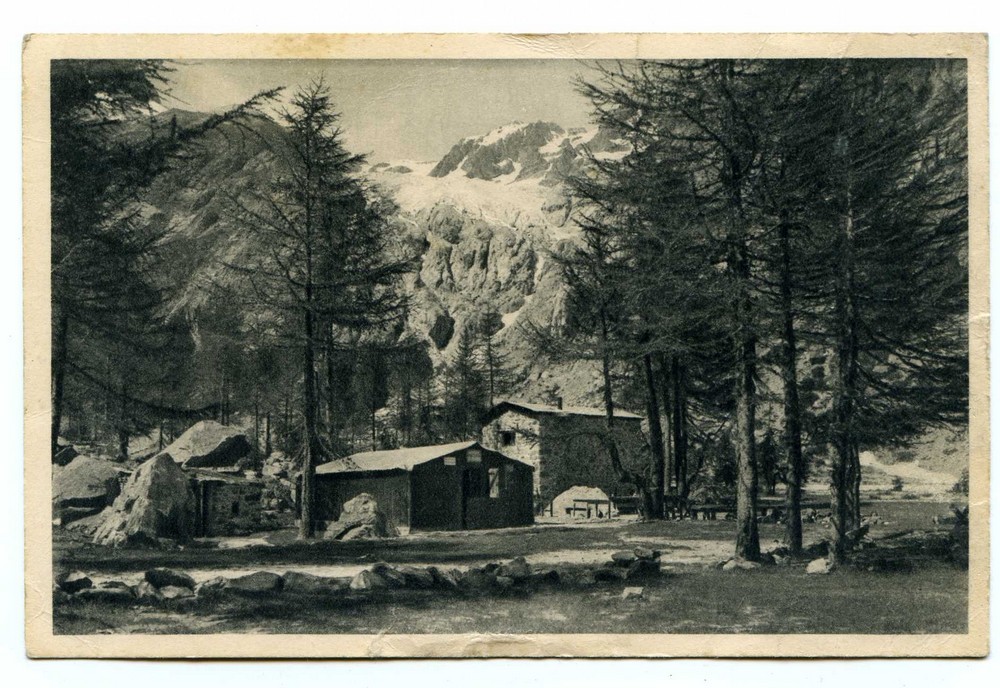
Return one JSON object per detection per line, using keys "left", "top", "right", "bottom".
{"left": 568, "top": 498, "right": 614, "bottom": 519}
{"left": 610, "top": 495, "right": 642, "bottom": 515}
{"left": 688, "top": 497, "right": 829, "bottom": 520}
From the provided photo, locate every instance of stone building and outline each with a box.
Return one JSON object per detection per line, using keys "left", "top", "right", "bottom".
{"left": 480, "top": 399, "right": 647, "bottom": 512}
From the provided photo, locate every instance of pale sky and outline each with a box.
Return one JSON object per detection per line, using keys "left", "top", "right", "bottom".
{"left": 163, "top": 60, "right": 603, "bottom": 163}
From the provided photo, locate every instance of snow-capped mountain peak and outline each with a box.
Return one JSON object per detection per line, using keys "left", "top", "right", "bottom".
{"left": 425, "top": 120, "right": 629, "bottom": 185}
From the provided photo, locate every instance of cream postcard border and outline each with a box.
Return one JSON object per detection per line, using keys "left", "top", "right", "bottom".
{"left": 22, "top": 32, "right": 990, "bottom": 658}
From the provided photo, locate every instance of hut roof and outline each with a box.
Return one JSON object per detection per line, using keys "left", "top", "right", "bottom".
{"left": 185, "top": 467, "right": 262, "bottom": 484}
{"left": 316, "top": 441, "right": 532, "bottom": 475}
{"left": 486, "top": 399, "right": 643, "bottom": 422}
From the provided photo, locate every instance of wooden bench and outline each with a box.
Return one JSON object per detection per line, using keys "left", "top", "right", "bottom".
{"left": 569, "top": 498, "right": 614, "bottom": 519}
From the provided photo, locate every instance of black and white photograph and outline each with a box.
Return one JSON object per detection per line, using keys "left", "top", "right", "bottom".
{"left": 22, "top": 33, "right": 988, "bottom": 657}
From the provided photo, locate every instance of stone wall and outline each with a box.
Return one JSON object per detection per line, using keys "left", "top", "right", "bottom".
{"left": 481, "top": 410, "right": 648, "bottom": 512}
{"left": 481, "top": 413, "right": 542, "bottom": 493}
{"left": 195, "top": 478, "right": 265, "bottom": 537}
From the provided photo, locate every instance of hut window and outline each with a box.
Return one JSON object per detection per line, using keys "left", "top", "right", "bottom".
{"left": 488, "top": 468, "right": 501, "bottom": 498}
{"left": 500, "top": 430, "right": 516, "bottom": 446}
{"left": 467, "top": 449, "right": 482, "bottom": 464}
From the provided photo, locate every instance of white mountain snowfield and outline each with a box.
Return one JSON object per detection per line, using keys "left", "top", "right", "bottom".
{"left": 374, "top": 159, "right": 564, "bottom": 234}
{"left": 361, "top": 121, "right": 630, "bottom": 404}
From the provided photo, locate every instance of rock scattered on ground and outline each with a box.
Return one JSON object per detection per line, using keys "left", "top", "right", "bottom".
{"left": 92, "top": 453, "right": 197, "bottom": 547}
{"left": 53, "top": 444, "right": 79, "bottom": 466}
{"left": 145, "top": 567, "right": 196, "bottom": 590}
{"left": 350, "top": 569, "right": 389, "bottom": 590}
{"left": 135, "top": 581, "right": 162, "bottom": 601}
{"left": 194, "top": 576, "right": 229, "bottom": 599}
{"left": 282, "top": 570, "right": 346, "bottom": 594}
{"left": 228, "top": 571, "right": 284, "bottom": 594}
{"left": 53, "top": 456, "right": 127, "bottom": 525}
{"left": 57, "top": 571, "right": 93, "bottom": 594}
{"left": 721, "top": 558, "right": 762, "bottom": 572}
{"left": 53, "top": 551, "right": 669, "bottom": 608}
{"left": 76, "top": 586, "right": 134, "bottom": 603}
{"left": 322, "top": 493, "right": 399, "bottom": 541}
{"left": 159, "top": 585, "right": 195, "bottom": 600}
{"left": 806, "top": 557, "right": 834, "bottom": 574}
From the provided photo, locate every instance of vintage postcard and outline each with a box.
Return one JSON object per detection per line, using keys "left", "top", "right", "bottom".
{"left": 23, "top": 33, "right": 989, "bottom": 658}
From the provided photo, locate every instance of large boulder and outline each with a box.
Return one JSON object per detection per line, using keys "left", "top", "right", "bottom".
{"left": 282, "top": 571, "right": 346, "bottom": 594}
{"left": 350, "top": 569, "right": 389, "bottom": 590}
{"left": 56, "top": 571, "right": 93, "bottom": 594}
{"left": 92, "top": 454, "right": 197, "bottom": 547}
{"left": 228, "top": 571, "right": 284, "bottom": 595}
{"left": 52, "top": 456, "right": 127, "bottom": 524}
{"left": 322, "top": 493, "right": 399, "bottom": 540}
{"left": 157, "top": 420, "right": 252, "bottom": 469}
{"left": 53, "top": 444, "right": 79, "bottom": 466}
{"left": 145, "top": 567, "right": 196, "bottom": 590}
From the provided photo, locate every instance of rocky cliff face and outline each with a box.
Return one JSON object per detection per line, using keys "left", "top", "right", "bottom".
{"left": 371, "top": 120, "right": 630, "bottom": 402}
{"left": 141, "top": 112, "right": 627, "bottom": 406}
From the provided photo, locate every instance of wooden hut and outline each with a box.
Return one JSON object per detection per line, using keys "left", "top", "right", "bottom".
{"left": 313, "top": 441, "right": 534, "bottom": 533}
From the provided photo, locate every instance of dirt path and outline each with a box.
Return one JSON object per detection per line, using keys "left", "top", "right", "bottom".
{"left": 83, "top": 537, "right": 732, "bottom": 586}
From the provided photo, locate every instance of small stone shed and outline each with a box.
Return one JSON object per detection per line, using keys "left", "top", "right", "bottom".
{"left": 480, "top": 399, "right": 646, "bottom": 511}
{"left": 187, "top": 469, "right": 265, "bottom": 537}
{"left": 313, "top": 441, "right": 534, "bottom": 533}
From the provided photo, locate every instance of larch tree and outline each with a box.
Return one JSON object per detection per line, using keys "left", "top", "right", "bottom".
{"left": 440, "top": 324, "right": 489, "bottom": 441}
{"left": 229, "top": 80, "right": 411, "bottom": 538}
{"left": 803, "top": 60, "right": 968, "bottom": 561}
{"left": 50, "top": 59, "right": 278, "bottom": 458}
{"left": 573, "top": 60, "right": 771, "bottom": 556}
{"left": 475, "top": 307, "right": 513, "bottom": 409}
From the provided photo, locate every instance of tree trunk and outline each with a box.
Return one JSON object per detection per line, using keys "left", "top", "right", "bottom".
{"left": 642, "top": 353, "right": 666, "bottom": 519}
{"left": 401, "top": 371, "right": 413, "bottom": 445}
{"left": 253, "top": 394, "right": 260, "bottom": 455}
{"left": 116, "top": 386, "right": 129, "bottom": 462}
{"left": 848, "top": 442, "right": 862, "bottom": 532}
{"left": 779, "top": 218, "right": 806, "bottom": 553}
{"left": 598, "top": 314, "right": 653, "bottom": 519}
{"left": 325, "top": 329, "right": 337, "bottom": 437}
{"left": 485, "top": 336, "right": 496, "bottom": 408}
{"left": 720, "top": 63, "right": 760, "bottom": 561}
{"left": 265, "top": 412, "right": 272, "bottom": 457}
{"left": 670, "top": 356, "right": 689, "bottom": 506}
{"left": 299, "top": 305, "right": 319, "bottom": 540}
{"left": 831, "top": 194, "right": 859, "bottom": 563}
{"left": 732, "top": 243, "right": 760, "bottom": 562}
{"left": 658, "top": 354, "right": 673, "bottom": 496}
{"left": 220, "top": 369, "right": 228, "bottom": 425}
{"left": 283, "top": 394, "right": 290, "bottom": 451}
{"left": 51, "top": 312, "right": 69, "bottom": 457}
